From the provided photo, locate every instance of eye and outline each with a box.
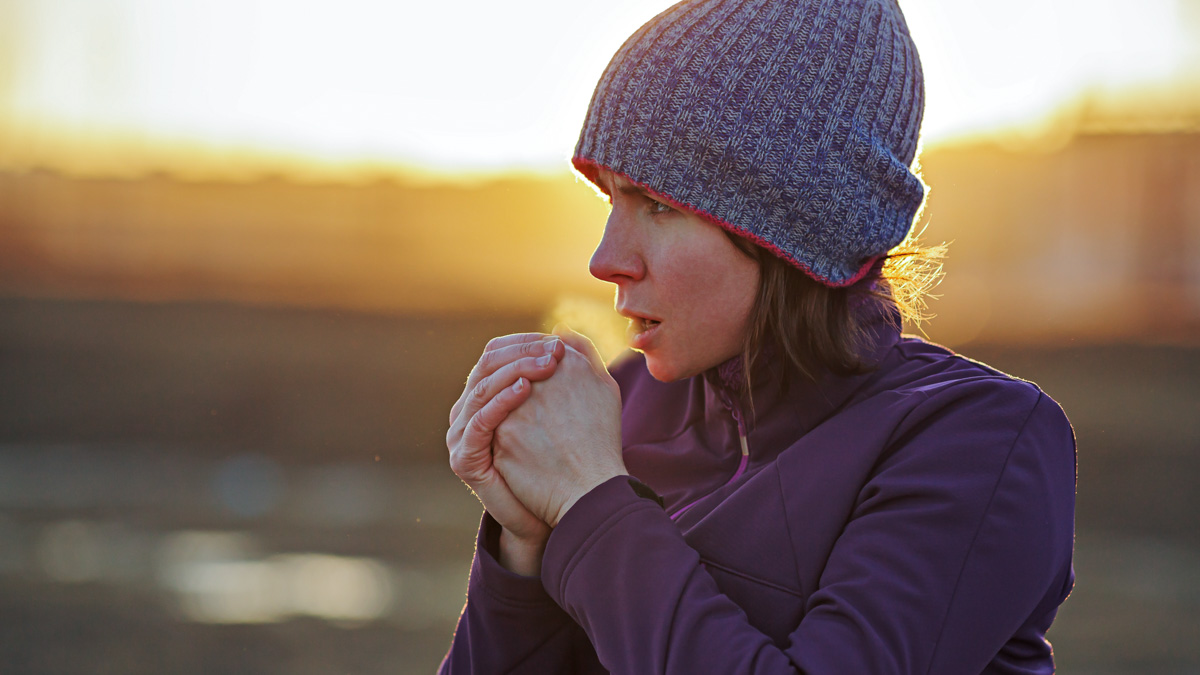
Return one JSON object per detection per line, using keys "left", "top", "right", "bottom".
{"left": 647, "top": 197, "right": 673, "bottom": 215}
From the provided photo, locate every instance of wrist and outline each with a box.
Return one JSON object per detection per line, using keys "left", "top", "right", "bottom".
{"left": 549, "top": 467, "right": 629, "bottom": 528}
{"left": 498, "top": 527, "right": 547, "bottom": 577}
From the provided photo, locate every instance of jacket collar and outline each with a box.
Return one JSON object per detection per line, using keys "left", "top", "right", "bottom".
{"left": 701, "top": 303, "right": 902, "bottom": 440}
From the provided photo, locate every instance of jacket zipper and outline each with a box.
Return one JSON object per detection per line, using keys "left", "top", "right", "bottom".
{"left": 669, "top": 393, "right": 750, "bottom": 522}
{"left": 728, "top": 401, "right": 751, "bottom": 483}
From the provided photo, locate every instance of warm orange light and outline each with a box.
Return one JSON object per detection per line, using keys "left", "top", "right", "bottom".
{"left": 2, "top": 0, "right": 1198, "bottom": 345}
{"left": 1, "top": 0, "right": 1196, "bottom": 175}
{"left": 0, "top": 0, "right": 678, "bottom": 175}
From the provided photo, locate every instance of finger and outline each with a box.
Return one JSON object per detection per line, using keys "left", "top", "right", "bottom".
{"left": 450, "top": 353, "right": 560, "bottom": 440}
{"left": 450, "top": 376, "right": 532, "bottom": 481}
{"left": 459, "top": 376, "right": 532, "bottom": 462}
{"left": 552, "top": 324, "right": 608, "bottom": 375}
{"left": 472, "top": 337, "right": 563, "bottom": 382}
{"left": 450, "top": 337, "right": 563, "bottom": 425}
{"left": 483, "top": 333, "right": 551, "bottom": 354}
{"left": 468, "top": 463, "right": 548, "bottom": 541}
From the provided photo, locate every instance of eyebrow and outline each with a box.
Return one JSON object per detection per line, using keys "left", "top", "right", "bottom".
{"left": 598, "top": 172, "right": 656, "bottom": 202}
{"left": 614, "top": 180, "right": 652, "bottom": 198}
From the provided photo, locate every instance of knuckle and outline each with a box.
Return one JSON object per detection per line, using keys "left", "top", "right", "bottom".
{"left": 472, "top": 378, "right": 489, "bottom": 400}
{"left": 478, "top": 349, "right": 496, "bottom": 372}
{"left": 466, "top": 413, "right": 490, "bottom": 437}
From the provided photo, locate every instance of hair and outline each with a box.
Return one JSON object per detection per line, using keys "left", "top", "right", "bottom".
{"left": 727, "top": 230, "right": 947, "bottom": 390}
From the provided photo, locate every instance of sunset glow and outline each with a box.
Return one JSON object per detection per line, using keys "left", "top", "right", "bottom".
{"left": 1, "top": 0, "right": 1196, "bottom": 175}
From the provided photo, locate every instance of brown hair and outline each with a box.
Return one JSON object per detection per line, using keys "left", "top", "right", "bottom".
{"left": 728, "top": 232, "right": 947, "bottom": 388}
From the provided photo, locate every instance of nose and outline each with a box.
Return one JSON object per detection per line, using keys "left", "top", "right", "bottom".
{"left": 589, "top": 207, "right": 645, "bottom": 284}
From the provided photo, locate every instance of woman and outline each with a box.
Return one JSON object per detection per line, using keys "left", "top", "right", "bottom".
{"left": 442, "top": 0, "right": 1077, "bottom": 673}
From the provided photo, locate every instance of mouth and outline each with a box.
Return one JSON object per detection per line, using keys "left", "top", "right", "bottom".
{"left": 623, "top": 312, "right": 662, "bottom": 350}
{"left": 632, "top": 316, "right": 661, "bottom": 333}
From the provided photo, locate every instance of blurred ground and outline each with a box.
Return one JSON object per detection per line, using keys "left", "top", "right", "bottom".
{"left": 1, "top": 297, "right": 1197, "bottom": 673}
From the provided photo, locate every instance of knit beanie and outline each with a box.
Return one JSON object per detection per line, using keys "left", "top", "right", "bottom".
{"left": 573, "top": 0, "right": 926, "bottom": 287}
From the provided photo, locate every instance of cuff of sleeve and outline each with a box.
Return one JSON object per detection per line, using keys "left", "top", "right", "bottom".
{"left": 471, "top": 512, "right": 558, "bottom": 608}
{"left": 540, "top": 475, "right": 666, "bottom": 607}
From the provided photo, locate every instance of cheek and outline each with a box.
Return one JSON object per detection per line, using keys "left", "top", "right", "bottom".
{"left": 700, "top": 267, "right": 758, "bottom": 341}
{"left": 661, "top": 249, "right": 758, "bottom": 350}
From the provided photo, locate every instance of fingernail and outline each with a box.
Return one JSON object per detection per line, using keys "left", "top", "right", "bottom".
{"left": 537, "top": 354, "right": 554, "bottom": 366}
{"left": 512, "top": 378, "right": 525, "bottom": 393}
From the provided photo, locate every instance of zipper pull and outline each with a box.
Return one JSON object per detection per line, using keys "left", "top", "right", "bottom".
{"left": 728, "top": 432, "right": 750, "bottom": 485}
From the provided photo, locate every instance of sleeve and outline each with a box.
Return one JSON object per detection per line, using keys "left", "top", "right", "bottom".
{"left": 439, "top": 512, "right": 602, "bottom": 674}
{"left": 539, "top": 390, "right": 1077, "bottom": 675}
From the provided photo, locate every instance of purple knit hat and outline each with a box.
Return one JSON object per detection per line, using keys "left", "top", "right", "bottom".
{"left": 573, "top": 0, "right": 926, "bottom": 287}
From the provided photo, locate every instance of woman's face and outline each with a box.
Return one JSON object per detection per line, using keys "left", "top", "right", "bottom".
{"left": 589, "top": 169, "right": 760, "bottom": 382}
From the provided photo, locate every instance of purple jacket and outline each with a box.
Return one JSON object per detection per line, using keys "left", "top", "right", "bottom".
{"left": 440, "top": 319, "right": 1077, "bottom": 674}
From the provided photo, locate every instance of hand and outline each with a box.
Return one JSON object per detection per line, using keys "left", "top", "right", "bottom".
{"left": 492, "top": 327, "right": 627, "bottom": 528}
{"left": 446, "top": 333, "right": 566, "bottom": 574}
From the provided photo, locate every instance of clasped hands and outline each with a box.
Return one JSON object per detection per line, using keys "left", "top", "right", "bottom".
{"left": 446, "top": 329, "right": 627, "bottom": 575}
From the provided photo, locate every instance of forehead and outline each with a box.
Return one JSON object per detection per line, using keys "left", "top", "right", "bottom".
{"left": 594, "top": 168, "right": 623, "bottom": 195}
{"left": 595, "top": 168, "right": 659, "bottom": 201}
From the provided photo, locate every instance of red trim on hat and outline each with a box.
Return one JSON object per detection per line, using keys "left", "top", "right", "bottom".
{"left": 571, "top": 156, "right": 878, "bottom": 288}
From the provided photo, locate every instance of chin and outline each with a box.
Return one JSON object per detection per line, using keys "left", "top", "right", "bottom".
{"left": 643, "top": 342, "right": 741, "bottom": 382}
{"left": 643, "top": 353, "right": 697, "bottom": 383}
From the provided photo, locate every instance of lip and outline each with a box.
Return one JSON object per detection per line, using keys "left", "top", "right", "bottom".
{"left": 629, "top": 319, "right": 661, "bottom": 350}
{"left": 619, "top": 308, "right": 663, "bottom": 351}
{"left": 617, "top": 305, "right": 662, "bottom": 323}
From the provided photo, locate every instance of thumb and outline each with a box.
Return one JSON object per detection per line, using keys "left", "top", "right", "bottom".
{"left": 552, "top": 324, "right": 607, "bottom": 375}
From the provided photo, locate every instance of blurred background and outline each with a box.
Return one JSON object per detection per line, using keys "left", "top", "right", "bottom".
{"left": 1, "top": 0, "right": 1198, "bottom": 673}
